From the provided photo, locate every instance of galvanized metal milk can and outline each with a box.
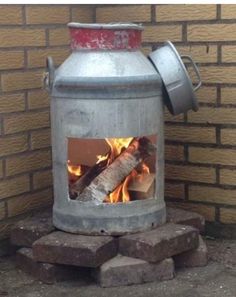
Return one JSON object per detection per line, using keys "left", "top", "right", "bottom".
{"left": 45, "top": 22, "right": 201, "bottom": 235}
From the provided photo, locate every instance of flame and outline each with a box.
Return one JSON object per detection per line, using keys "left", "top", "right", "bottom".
{"left": 96, "top": 154, "right": 109, "bottom": 164}
{"left": 105, "top": 137, "right": 133, "bottom": 164}
{"left": 68, "top": 137, "right": 151, "bottom": 203}
{"left": 67, "top": 160, "right": 82, "bottom": 177}
{"left": 142, "top": 163, "right": 150, "bottom": 174}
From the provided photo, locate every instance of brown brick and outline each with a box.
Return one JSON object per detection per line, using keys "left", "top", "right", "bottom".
{"left": 221, "top": 87, "right": 236, "bottom": 105}
{"left": 94, "top": 256, "right": 174, "bottom": 288}
{"left": 0, "top": 161, "right": 3, "bottom": 178}
{"left": 11, "top": 210, "right": 54, "bottom": 247}
{"left": 198, "top": 66, "right": 236, "bottom": 84}
{"left": 156, "top": 4, "right": 216, "bottom": 22}
{"left": 72, "top": 6, "right": 94, "bottom": 22}
{"left": 2, "top": 70, "right": 44, "bottom": 92}
{"left": 0, "top": 5, "right": 22, "bottom": 24}
{"left": 33, "top": 231, "right": 118, "bottom": 267}
{"left": 189, "top": 147, "right": 236, "bottom": 166}
{"left": 221, "top": 128, "right": 236, "bottom": 145}
{"left": 141, "top": 46, "right": 152, "bottom": 56}
{"left": 220, "top": 208, "right": 236, "bottom": 224}
{"left": 221, "top": 4, "right": 236, "bottom": 19}
{"left": 119, "top": 223, "right": 199, "bottom": 263}
{"left": 0, "top": 93, "right": 25, "bottom": 113}
{"left": 26, "top": 5, "right": 70, "bottom": 24}
{"left": 0, "top": 202, "right": 5, "bottom": 220}
{"left": 31, "top": 128, "right": 51, "bottom": 149}
{"left": 0, "top": 28, "right": 45, "bottom": 48}
{"left": 189, "top": 185, "right": 236, "bottom": 206}
{"left": 165, "top": 182, "right": 185, "bottom": 199}
{"left": 165, "top": 164, "right": 216, "bottom": 184}
{"left": 174, "top": 235, "right": 208, "bottom": 268}
{"left": 0, "top": 175, "right": 30, "bottom": 200}
{"left": 167, "top": 201, "right": 215, "bottom": 222}
{"left": 33, "top": 170, "right": 53, "bottom": 190}
{"left": 188, "top": 24, "right": 236, "bottom": 42}
{"left": 165, "top": 144, "right": 184, "bottom": 161}
{"left": 165, "top": 125, "right": 216, "bottom": 144}
{"left": 8, "top": 189, "right": 53, "bottom": 218}
{"left": 4, "top": 110, "right": 50, "bottom": 134}
{"left": 167, "top": 207, "right": 205, "bottom": 233}
{"left": 165, "top": 109, "right": 184, "bottom": 122}
{"left": 0, "top": 134, "right": 28, "bottom": 157}
{"left": 0, "top": 50, "right": 24, "bottom": 70}
{"left": 96, "top": 5, "right": 151, "bottom": 22}
{"left": 222, "top": 45, "right": 236, "bottom": 63}
{"left": 197, "top": 86, "right": 217, "bottom": 104}
{"left": 220, "top": 169, "right": 236, "bottom": 186}
{"left": 176, "top": 45, "right": 217, "bottom": 63}
{"left": 28, "top": 90, "right": 49, "bottom": 110}
{"left": 27, "top": 48, "right": 70, "bottom": 68}
{"left": 6, "top": 149, "right": 51, "bottom": 176}
{"left": 143, "top": 25, "right": 182, "bottom": 43}
{"left": 188, "top": 107, "right": 236, "bottom": 125}
{"left": 49, "top": 28, "right": 70, "bottom": 46}
{"left": 16, "top": 248, "right": 79, "bottom": 284}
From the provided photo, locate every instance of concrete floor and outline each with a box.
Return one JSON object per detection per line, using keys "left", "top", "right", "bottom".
{"left": 0, "top": 238, "right": 236, "bottom": 297}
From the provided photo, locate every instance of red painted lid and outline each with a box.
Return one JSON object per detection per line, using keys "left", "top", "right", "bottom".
{"left": 68, "top": 22, "right": 143, "bottom": 50}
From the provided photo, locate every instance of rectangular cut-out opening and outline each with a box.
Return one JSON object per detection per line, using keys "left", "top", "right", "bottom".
{"left": 67, "top": 135, "right": 157, "bottom": 204}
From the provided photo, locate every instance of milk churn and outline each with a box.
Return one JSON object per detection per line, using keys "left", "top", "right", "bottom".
{"left": 45, "top": 23, "right": 201, "bottom": 235}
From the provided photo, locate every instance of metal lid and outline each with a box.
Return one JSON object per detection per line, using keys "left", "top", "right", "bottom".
{"left": 148, "top": 41, "right": 202, "bottom": 115}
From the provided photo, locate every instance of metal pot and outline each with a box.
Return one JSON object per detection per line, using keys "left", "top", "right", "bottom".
{"left": 148, "top": 41, "right": 202, "bottom": 115}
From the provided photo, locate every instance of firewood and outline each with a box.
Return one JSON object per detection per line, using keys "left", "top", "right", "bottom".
{"left": 76, "top": 137, "right": 156, "bottom": 203}
{"left": 128, "top": 173, "right": 155, "bottom": 200}
{"left": 70, "top": 157, "right": 109, "bottom": 196}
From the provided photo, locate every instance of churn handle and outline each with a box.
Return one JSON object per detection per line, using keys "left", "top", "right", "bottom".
{"left": 44, "top": 56, "right": 55, "bottom": 91}
{"left": 181, "top": 55, "right": 202, "bottom": 92}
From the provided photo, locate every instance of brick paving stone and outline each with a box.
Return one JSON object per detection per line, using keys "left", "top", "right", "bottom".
{"left": 119, "top": 223, "right": 199, "bottom": 263}
{"left": 93, "top": 254, "right": 175, "bottom": 287}
{"left": 16, "top": 247, "right": 86, "bottom": 284}
{"left": 33, "top": 231, "right": 118, "bottom": 267}
{"left": 167, "top": 207, "right": 205, "bottom": 233}
{"left": 174, "top": 235, "right": 208, "bottom": 268}
{"left": 11, "top": 210, "right": 55, "bottom": 247}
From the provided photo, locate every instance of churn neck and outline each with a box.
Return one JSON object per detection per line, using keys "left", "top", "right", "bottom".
{"left": 67, "top": 22, "right": 143, "bottom": 50}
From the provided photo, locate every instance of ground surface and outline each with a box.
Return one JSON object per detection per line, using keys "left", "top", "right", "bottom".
{"left": 0, "top": 238, "right": 236, "bottom": 297}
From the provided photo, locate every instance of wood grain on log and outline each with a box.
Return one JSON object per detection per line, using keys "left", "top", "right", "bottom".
{"left": 71, "top": 157, "right": 109, "bottom": 196}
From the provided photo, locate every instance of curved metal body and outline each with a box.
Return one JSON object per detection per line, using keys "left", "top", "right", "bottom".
{"left": 49, "top": 24, "right": 166, "bottom": 235}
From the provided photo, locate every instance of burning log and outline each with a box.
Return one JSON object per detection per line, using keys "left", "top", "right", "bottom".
{"left": 70, "top": 157, "right": 109, "bottom": 197}
{"left": 77, "top": 137, "right": 156, "bottom": 203}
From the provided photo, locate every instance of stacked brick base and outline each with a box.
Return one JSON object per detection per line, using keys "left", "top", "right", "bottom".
{"left": 10, "top": 207, "right": 208, "bottom": 287}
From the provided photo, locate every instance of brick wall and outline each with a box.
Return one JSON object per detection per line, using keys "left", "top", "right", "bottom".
{"left": 95, "top": 4, "right": 236, "bottom": 236}
{"left": 0, "top": 4, "right": 94, "bottom": 244}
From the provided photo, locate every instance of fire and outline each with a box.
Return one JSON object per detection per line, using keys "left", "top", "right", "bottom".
{"left": 142, "top": 163, "right": 150, "bottom": 174}
{"left": 67, "top": 137, "right": 151, "bottom": 203}
{"left": 108, "top": 170, "right": 136, "bottom": 203}
{"left": 96, "top": 154, "right": 109, "bottom": 164}
{"left": 103, "top": 138, "right": 150, "bottom": 203}
{"left": 67, "top": 160, "right": 82, "bottom": 177}
{"left": 105, "top": 137, "right": 133, "bottom": 164}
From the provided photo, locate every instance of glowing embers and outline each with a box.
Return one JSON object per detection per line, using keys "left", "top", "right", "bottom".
{"left": 67, "top": 136, "right": 156, "bottom": 204}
